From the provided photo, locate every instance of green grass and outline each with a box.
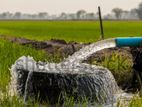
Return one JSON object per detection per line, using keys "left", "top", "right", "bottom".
{"left": 0, "top": 21, "right": 142, "bottom": 42}
{"left": 0, "top": 39, "right": 48, "bottom": 91}
{"left": 93, "top": 53, "right": 133, "bottom": 86}
{"left": 0, "top": 39, "right": 49, "bottom": 106}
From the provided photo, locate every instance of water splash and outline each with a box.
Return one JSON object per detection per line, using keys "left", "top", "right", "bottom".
{"left": 10, "top": 56, "right": 120, "bottom": 104}
{"left": 9, "top": 38, "right": 134, "bottom": 106}
{"left": 62, "top": 39, "right": 116, "bottom": 65}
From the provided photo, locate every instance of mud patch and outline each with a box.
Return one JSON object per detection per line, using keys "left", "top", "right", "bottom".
{"left": 0, "top": 35, "right": 87, "bottom": 56}
{"left": 0, "top": 35, "right": 132, "bottom": 60}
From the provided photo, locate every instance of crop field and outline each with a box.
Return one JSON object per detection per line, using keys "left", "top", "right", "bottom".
{"left": 0, "top": 20, "right": 142, "bottom": 42}
{"left": 0, "top": 20, "right": 142, "bottom": 106}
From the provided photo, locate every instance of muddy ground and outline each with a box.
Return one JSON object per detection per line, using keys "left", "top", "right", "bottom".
{"left": 0, "top": 35, "right": 133, "bottom": 60}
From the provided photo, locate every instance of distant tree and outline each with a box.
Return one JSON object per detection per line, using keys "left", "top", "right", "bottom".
{"left": 14, "top": 12, "right": 22, "bottom": 19}
{"left": 131, "top": 8, "right": 138, "bottom": 13}
{"left": 0, "top": 12, "right": 11, "bottom": 19}
{"left": 136, "top": 2, "right": 142, "bottom": 19}
{"left": 130, "top": 9, "right": 139, "bottom": 19}
{"left": 76, "top": 10, "right": 86, "bottom": 19}
{"left": 112, "top": 8, "right": 123, "bottom": 19}
{"left": 38, "top": 12, "right": 48, "bottom": 19}
{"left": 60, "top": 12, "right": 67, "bottom": 19}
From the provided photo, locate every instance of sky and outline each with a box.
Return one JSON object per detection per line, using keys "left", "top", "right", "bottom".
{"left": 0, "top": 0, "right": 142, "bottom": 15}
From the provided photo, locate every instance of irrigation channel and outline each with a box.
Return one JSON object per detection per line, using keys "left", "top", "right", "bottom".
{"left": 9, "top": 37, "right": 142, "bottom": 106}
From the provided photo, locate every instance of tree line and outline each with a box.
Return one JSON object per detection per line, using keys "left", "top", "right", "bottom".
{"left": 0, "top": 10, "right": 98, "bottom": 20}
{"left": 1, "top": 2, "right": 142, "bottom": 20}
{"left": 110, "top": 2, "right": 142, "bottom": 20}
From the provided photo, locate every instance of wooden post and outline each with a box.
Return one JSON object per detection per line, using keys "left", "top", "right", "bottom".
{"left": 98, "top": 6, "right": 104, "bottom": 40}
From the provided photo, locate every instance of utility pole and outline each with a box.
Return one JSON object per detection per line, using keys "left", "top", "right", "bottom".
{"left": 98, "top": 6, "right": 104, "bottom": 40}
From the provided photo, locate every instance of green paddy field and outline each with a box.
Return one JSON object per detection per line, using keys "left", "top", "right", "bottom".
{"left": 0, "top": 20, "right": 142, "bottom": 42}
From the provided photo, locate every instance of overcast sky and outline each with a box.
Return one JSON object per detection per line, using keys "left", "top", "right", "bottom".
{"left": 0, "top": 0, "right": 142, "bottom": 15}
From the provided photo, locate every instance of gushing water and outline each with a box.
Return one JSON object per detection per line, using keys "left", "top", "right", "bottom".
{"left": 9, "top": 38, "right": 133, "bottom": 106}
{"left": 62, "top": 39, "right": 116, "bottom": 65}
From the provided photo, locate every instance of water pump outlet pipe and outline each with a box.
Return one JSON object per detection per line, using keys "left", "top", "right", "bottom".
{"left": 116, "top": 37, "right": 142, "bottom": 47}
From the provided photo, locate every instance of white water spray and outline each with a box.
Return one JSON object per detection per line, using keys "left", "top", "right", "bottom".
{"left": 62, "top": 39, "right": 116, "bottom": 65}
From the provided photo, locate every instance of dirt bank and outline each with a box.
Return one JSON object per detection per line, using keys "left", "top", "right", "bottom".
{"left": 0, "top": 35, "right": 132, "bottom": 60}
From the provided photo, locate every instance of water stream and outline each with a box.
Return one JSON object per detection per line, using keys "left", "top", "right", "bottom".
{"left": 10, "top": 38, "right": 134, "bottom": 106}
{"left": 62, "top": 39, "right": 116, "bottom": 65}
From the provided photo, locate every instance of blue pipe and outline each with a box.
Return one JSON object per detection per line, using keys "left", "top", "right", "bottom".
{"left": 115, "top": 37, "right": 142, "bottom": 47}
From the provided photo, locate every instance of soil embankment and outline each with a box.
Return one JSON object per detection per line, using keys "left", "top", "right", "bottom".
{"left": 0, "top": 35, "right": 132, "bottom": 60}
